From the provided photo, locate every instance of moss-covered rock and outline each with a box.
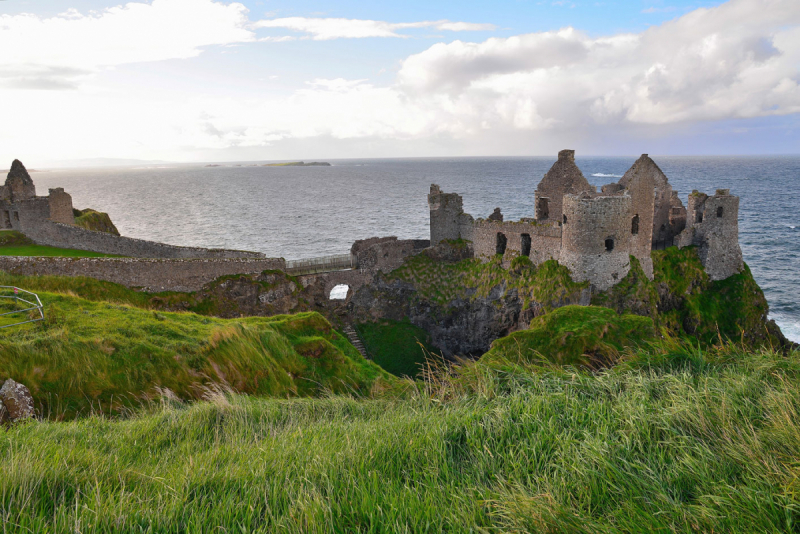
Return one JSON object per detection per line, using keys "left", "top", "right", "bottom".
{"left": 483, "top": 305, "right": 656, "bottom": 368}
{"left": 73, "top": 208, "right": 120, "bottom": 235}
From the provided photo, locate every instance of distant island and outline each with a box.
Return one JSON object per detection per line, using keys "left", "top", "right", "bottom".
{"left": 263, "top": 161, "right": 331, "bottom": 167}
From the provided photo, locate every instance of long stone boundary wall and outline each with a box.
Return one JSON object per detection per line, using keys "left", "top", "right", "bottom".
{"left": 0, "top": 256, "right": 286, "bottom": 292}
{"left": 25, "top": 220, "right": 265, "bottom": 259}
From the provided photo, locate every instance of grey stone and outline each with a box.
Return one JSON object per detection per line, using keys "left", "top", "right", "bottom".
{"left": 0, "top": 379, "right": 35, "bottom": 422}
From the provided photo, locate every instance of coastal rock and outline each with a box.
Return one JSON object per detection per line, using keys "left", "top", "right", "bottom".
{"left": 0, "top": 379, "right": 35, "bottom": 422}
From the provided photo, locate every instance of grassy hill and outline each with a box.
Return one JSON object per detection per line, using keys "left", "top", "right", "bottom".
{"left": 0, "top": 288, "right": 392, "bottom": 419}
{"left": 2, "top": 342, "right": 799, "bottom": 532}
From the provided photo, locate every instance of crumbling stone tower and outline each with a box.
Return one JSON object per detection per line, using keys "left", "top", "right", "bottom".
{"left": 428, "top": 184, "right": 474, "bottom": 244}
{"left": 534, "top": 150, "right": 594, "bottom": 223}
{"left": 677, "top": 189, "right": 743, "bottom": 280}
{"left": 559, "top": 192, "right": 632, "bottom": 290}
{"left": 0, "top": 160, "right": 75, "bottom": 230}
{"left": 0, "top": 160, "right": 36, "bottom": 202}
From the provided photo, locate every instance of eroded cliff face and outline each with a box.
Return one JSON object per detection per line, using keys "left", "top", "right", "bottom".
{"left": 148, "top": 243, "right": 791, "bottom": 358}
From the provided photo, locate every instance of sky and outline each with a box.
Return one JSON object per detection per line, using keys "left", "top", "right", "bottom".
{"left": 0, "top": 0, "right": 798, "bottom": 165}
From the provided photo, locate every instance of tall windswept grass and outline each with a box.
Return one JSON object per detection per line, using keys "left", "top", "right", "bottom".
{"left": 2, "top": 342, "right": 799, "bottom": 532}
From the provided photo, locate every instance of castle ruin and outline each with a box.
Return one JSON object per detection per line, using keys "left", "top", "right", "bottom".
{"left": 429, "top": 150, "right": 742, "bottom": 290}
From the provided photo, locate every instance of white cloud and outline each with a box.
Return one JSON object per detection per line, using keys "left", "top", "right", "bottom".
{"left": 253, "top": 17, "right": 496, "bottom": 40}
{"left": 1, "top": 0, "right": 799, "bottom": 163}
{"left": 0, "top": 0, "right": 253, "bottom": 88}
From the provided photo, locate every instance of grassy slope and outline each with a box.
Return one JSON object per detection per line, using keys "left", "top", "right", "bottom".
{"left": 0, "top": 230, "right": 120, "bottom": 257}
{"left": 73, "top": 208, "right": 120, "bottom": 235}
{"left": 483, "top": 305, "right": 656, "bottom": 367}
{"left": 3, "top": 344, "right": 800, "bottom": 532}
{"left": 356, "top": 319, "right": 441, "bottom": 378}
{"left": 0, "top": 290, "right": 391, "bottom": 419}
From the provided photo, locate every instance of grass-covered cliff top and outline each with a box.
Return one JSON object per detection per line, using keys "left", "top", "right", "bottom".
{"left": 0, "top": 287, "right": 391, "bottom": 419}
{"left": 0, "top": 230, "right": 120, "bottom": 257}
{"left": 3, "top": 342, "right": 800, "bottom": 532}
{"left": 73, "top": 208, "right": 120, "bottom": 235}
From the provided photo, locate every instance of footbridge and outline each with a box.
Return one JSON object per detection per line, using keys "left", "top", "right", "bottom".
{"left": 285, "top": 254, "right": 355, "bottom": 275}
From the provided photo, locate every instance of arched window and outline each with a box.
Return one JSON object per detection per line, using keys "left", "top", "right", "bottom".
{"left": 521, "top": 234, "right": 531, "bottom": 257}
{"left": 329, "top": 284, "right": 349, "bottom": 300}
{"left": 605, "top": 238, "right": 614, "bottom": 252}
{"left": 496, "top": 233, "right": 507, "bottom": 255}
{"left": 631, "top": 214, "right": 639, "bottom": 235}
{"left": 716, "top": 206, "right": 723, "bottom": 218}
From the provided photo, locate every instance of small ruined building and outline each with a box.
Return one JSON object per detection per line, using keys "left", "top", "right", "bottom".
{"left": 429, "top": 150, "right": 743, "bottom": 290}
{"left": 0, "top": 160, "right": 75, "bottom": 231}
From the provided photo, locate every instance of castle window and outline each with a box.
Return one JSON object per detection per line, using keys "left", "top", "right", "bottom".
{"left": 537, "top": 197, "right": 549, "bottom": 220}
{"left": 329, "top": 284, "right": 349, "bottom": 300}
{"left": 696, "top": 212, "right": 703, "bottom": 223}
{"left": 521, "top": 234, "right": 531, "bottom": 257}
{"left": 563, "top": 214, "right": 567, "bottom": 224}
{"left": 496, "top": 233, "right": 507, "bottom": 255}
{"left": 13, "top": 212, "right": 19, "bottom": 222}
{"left": 716, "top": 206, "right": 723, "bottom": 218}
{"left": 605, "top": 238, "right": 614, "bottom": 252}
{"left": 631, "top": 214, "right": 639, "bottom": 235}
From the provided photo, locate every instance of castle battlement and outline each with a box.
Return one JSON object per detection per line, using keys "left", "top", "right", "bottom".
{"left": 429, "top": 150, "right": 744, "bottom": 289}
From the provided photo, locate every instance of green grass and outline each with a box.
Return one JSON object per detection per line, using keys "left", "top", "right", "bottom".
{"left": 483, "top": 305, "right": 656, "bottom": 367}
{"left": 356, "top": 319, "right": 441, "bottom": 378}
{"left": 0, "top": 231, "right": 121, "bottom": 257}
{"left": 2, "top": 343, "right": 800, "bottom": 532}
{"left": 0, "top": 289, "right": 392, "bottom": 419}
{"left": 73, "top": 208, "right": 120, "bottom": 235}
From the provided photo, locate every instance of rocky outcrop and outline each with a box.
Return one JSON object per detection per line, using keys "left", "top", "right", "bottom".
{"left": 0, "top": 379, "right": 35, "bottom": 423}
{"left": 73, "top": 208, "right": 121, "bottom": 236}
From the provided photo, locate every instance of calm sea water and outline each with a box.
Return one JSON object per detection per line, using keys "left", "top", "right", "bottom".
{"left": 32, "top": 157, "right": 800, "bottom": 342}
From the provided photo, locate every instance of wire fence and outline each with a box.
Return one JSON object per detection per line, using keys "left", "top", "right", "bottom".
{"left": 0, "top": 286, "right": 44, "bottom": 329}
{"left": 285, "top": 254, "right": 355, "bottom": 275}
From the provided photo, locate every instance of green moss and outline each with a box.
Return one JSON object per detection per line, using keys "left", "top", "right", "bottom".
{"left": 652, "top": 247, "right": 774, "bottom": 345}
{"left": 386, "top": 255, "right": 588, "bottom": 311}
{"left": 356, "top": 319, "right": 441, "bottom": 378}
{"left": 482, "top": 305, "right": 656, "bottom": 368}
{"left": 591, "top": 255, "right": 659, "bottom": 319}
{"left": 73, "top": 209, "right": 120, "bottom": 236}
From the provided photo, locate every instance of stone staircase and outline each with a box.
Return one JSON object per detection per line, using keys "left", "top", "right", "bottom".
{"left": 342, "top": 322, "right": 369, "bottom": 359}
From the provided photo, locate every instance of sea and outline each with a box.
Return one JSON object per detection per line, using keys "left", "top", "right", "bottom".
{"left": 31, "top": 156, "right": 800, "bottom": 343}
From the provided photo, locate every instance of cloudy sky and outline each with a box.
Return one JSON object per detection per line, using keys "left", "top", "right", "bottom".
{"left": 1, "top": 0, "right": 798, "bottom": 165}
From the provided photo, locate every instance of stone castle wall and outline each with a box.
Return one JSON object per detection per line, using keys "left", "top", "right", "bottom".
{"left": 23, "top": 220, "right": 264, "bottom": 259}
{"left": 472, "top": 220, "right": 561, "bottom": 265}
{"left": 0, "top": 256, "right": 285, "bottom": 292}
{"left": 617, "top": 155, "right": 657, "bottom": 278}
{"left": 352, "top": 236, "right": 430, "bottom": 273}
{"left": 559, "top": 193, "right": 633, "bottom": 290}
{"left": 677, "top": 189, "right": 743, "bottom": 280}
{"left": 47, "top": 188, "right": 76, "bottom": 225}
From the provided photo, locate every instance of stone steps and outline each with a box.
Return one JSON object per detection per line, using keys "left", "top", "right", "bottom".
{"left": 342, "top": 323, "right": 369, "bottom": 359}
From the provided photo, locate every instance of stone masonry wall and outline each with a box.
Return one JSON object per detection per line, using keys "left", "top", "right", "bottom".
{"left": 677, "top": 190, "right": 743, "bottom": 280}
{"left": 617, "top": 154, "right": 657, "bottom": 278}
{"left": 559, "top": 193, "right": 632, "bottom": 290}
{"left": 428, "top": 184, "right": 468, "bottom": 245}
{"left": 472, "top": 220, "right": 561, "bottom": 266}
{"left": 534, "top": 149, "right": 594, "bottom": 223}
{"left": 47, "top": 188, "right": 75, "bottom": 225}
{"left": 23, "top": 220, "right": 265, "bottom": 259}
{"left": 0, "top": 256, "right": 285, "bottom": 292}
{"left": 352, "top": 237, "right": 429, "bottom": 273}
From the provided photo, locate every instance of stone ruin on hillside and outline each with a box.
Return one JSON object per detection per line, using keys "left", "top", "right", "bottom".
{"left": 429, "top": 150, "right": 743, "bottom": 290}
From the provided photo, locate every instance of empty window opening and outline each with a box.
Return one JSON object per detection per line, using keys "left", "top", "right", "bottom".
{"left": 329, "top": 284, "right": 349, "bottom": 300}
{"left": 716, "top": 206, "right": 723, "bottom": 218}
{"left": 2, "top": 211, "right": 10, "bottom": 228}
{"left": 537, "top": 197, "right": 549, "bottom": 220}
{"left": 13, "top": 212, "right": 19, "bottom": 222}
{"left": 631, "top": 214, "right": 640, "bottom": 235}
{"left": 696, "top": 212, "right": 703, "bottom": 223}
{"left": 496, "top": 233, "right": 507, "bottom": 255}
{"left": 605, "top": 238, "right": 615, "bottom": 252}
{"left": 563, "top": 214, "right": 567, "bottom": 224}
{"left": 521, "top": 234, "right": 531, "bottom": 257}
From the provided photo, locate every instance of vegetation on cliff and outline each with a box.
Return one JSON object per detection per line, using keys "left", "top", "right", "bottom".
{"left": 3, "top": 342, "right": 799, "bottom": 532}
{"left": 483, "top": 305, "right": 655, "bottom": 367}
{"left": 0, "top": 289, "right": 391, "bottom": 419}
{"left": 356, "top": 319, "right": 440, "bottom": 377}
{"left": 72, "top": 208, "right": 120, "bottom": 235}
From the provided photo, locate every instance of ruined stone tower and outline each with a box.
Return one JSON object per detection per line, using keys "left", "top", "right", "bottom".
{"left": 677, "top": 189, "right": 743, "bottom": 280}
{"left": 559, "top": 192, "right": 633, "bottom": 290}
{"left": 534, "top": 150, "right": 594, "bottom": 223}
{"left": 0, "top": 160, "right": 36, "bottom": 202}
{"left": 428, "top": 184, "right": 474, "bottom": 244}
